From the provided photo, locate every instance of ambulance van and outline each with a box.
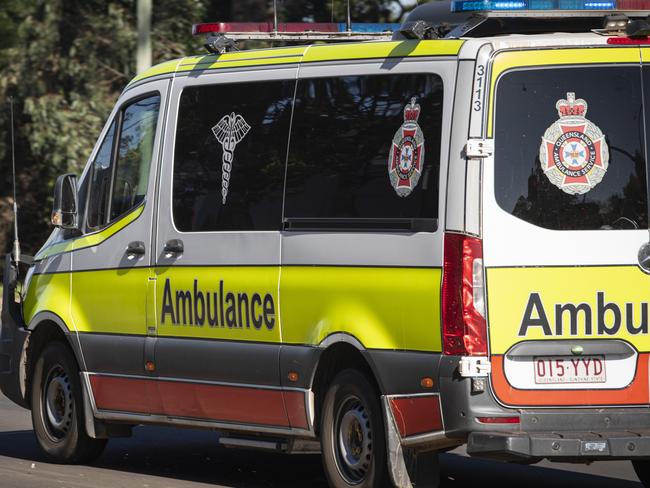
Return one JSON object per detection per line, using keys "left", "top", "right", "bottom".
{"left": 4, "top": 2, "right": 650, "bottom": 487}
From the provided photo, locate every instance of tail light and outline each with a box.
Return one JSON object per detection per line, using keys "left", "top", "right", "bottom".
{"left": 442, "top": 233, "right": 487, "bottom": 356}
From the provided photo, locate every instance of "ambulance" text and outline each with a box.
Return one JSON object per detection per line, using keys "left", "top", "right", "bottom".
{"left": 519, "top": 292, "right": 648, "bottom": 337}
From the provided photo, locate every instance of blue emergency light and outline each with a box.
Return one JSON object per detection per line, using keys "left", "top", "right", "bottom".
{"left": 341, "top": 23, "right": 402, "bottom": 32}
{"left": 450, "top": 0, "right": 618, "bottom": 11}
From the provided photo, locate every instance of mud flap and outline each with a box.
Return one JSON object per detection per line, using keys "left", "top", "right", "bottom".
{"left": 383, "top": 396, "right": 413, "bottom": 488}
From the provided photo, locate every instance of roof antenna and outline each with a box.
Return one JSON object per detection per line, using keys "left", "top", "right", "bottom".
{"left": 346, "top": 0, "right": 352, "bottom": 33}
{"left": 273, "top": 0, "right": 278, "bottom": 35}
{"left": 9, "top": 97, "right": 20, "bottom": 264}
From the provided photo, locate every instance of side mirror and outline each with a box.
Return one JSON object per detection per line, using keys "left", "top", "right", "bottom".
{"left": 51, "top": 173, "right": 79, "bottom": 229}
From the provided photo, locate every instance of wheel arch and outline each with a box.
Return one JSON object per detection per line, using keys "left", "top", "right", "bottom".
{"left": 25, "top": 312, "right": 83, "bottom": 405}
{"left": 310, "top": 333, "right": 386, "bottom": 436}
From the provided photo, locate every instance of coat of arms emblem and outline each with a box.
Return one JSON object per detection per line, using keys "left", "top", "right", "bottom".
{"left": 388, "top": 97, "right": 425, "bottom": 198}
{"left": 212, "top": 113, "right": 251, "bottom": 205}
{"left": 539, "top": 92, "right": 609, "bottom": 195}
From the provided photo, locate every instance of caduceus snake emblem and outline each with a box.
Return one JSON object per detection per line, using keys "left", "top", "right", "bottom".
{"left": 212, "top": 113, "right": 251, "bottom": 204}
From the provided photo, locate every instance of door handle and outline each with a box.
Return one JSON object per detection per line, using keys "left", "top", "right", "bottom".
{"left": 164, "top": 239, "right": 184, "bottom": 256}
{"left": 126, "top": 241, "right": 146, "bottom": 256}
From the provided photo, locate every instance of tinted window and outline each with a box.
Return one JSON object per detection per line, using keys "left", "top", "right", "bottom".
{"left": 111, "top": 96, "right": 160, "bottom": 220}
{"left": 85, "top": 94, "right": 160, "bottom": 231}
{"left": 173, "top": 80, "right": 294, "bottom": 232}
{"left": 86, "top": 121, "right": 116, "bottom": 229}
{"left": 284, "top": 73, "right": 443, "bottom": 230}
{"left": 494, "top": 66, "right": 647, "bottom": 230}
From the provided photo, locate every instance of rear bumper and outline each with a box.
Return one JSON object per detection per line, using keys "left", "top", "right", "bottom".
{"left": 469, "top": 429, "right": 650, "bottom": 461}
{"left": 439, "top": 355, "right": 650, "bottom": 461}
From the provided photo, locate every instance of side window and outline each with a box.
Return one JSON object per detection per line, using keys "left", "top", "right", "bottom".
{"left": 85, "top": 94, "right": 161, "bottom": 231}
{"left": 284, "top": 73, "right": 444, "bottom": 231}
{"left": 494, "top": 66, "right": 647, "bottom": 230}
{"left": 173, "top": 80, "right": 294, "bottom": 232}
{"left": 86, "top": 122, "right": 116, "bottom": 229}
{"left": 111, "top": 97, "right": 161, "bottom": 220}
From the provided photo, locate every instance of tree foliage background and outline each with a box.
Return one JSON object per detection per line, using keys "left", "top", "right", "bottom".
{"left": 0, "top": 0, "right": 417, "bottom": 257}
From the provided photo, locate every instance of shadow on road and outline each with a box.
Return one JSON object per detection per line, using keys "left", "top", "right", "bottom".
{"left": 0, "top": 427, "right": 642, "bottom": 487}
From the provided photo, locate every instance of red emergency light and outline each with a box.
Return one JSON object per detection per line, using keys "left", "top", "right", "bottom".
{"left": 607, "top": 35, "right": 650, "bottom": 43}
{"left": 192, "top": 22, "right": 339, "bottom": 35}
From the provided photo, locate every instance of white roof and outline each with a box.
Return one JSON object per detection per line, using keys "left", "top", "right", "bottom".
{"left": 459, "top": 32, "right": 613, "bottom": 59}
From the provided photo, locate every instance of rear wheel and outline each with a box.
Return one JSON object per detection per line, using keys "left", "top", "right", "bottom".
{"left": 31, "top": 341, "right": 107, "bottom": 463}
{"left": 633, "top": 460, "right": 650, "bottom": 487}
{"left": 320, "top": 369, "right": 391, "bottom": 488}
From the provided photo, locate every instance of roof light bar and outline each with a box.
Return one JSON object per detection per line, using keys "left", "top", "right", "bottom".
{"left": 192, "top": 22, "right": 401, "bottom": 41}
{"left": 450, "top": 0, "right": 617, "bottom": 11}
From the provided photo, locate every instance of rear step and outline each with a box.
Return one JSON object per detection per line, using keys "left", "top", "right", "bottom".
{"left": 468, "top": 431, "right": 650, "bottom": 461}
{"left": 218, "top": 436, "right": 320, "bottom": 454}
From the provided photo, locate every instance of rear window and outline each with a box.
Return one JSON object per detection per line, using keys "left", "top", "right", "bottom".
{"left": 284, "top": 73, "right": 443, "bottom": 232}
{"left": 494, "top": 66, "right": 647, "bottom": 231}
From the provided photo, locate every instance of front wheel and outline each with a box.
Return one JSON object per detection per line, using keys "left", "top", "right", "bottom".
{"left": 30, "top": 341, "right": 107, "bottom": 463}
{"left": 320, "top": 369, "right": 391, "bottom": 488}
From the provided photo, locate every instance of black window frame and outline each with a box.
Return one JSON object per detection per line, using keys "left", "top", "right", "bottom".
{"left": 82, "top": 91, "right": 161, "bottom": 234}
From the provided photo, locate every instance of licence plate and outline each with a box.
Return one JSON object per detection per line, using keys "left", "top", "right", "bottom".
{"left": 533, "top": 355, "right": 606, "bottom": 385}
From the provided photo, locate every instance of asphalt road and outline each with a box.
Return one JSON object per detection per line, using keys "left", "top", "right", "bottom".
{"left": 0, "top": 393, "right": 645, "bottom": 488}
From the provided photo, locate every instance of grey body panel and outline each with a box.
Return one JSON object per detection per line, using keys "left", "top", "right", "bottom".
{"left": 155, "top": 337, "right": 281, "bottom": 386}
{"left": 468, "top": 428, "right": 650, "bottom": 461}
{"left": 444, "top": 59, "right": 473, "bottom": 234}
{"left": 32, "top": 248, "right": 71, "bottom": 275}
{"left": 438, "top": 355, "right": 519, "bottom": 440}
{"left": 279, "top": 345, "right": 322, "bottom": 389}
{"left": 464, "top": 44, "right": 493, "bottom": 236}
{"left": 446, "top": 44, "right": 491, "bottom": 235}
{"left": 78, "top": 333, "right": 145, "bottom": 376}
{"left": 365, "top": 350, "right": 441, "bottom": 395}
{"left": 281, "top": 233, "right": 441, "bottom": 268}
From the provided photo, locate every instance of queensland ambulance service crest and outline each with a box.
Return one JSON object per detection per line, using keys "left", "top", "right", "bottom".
{"left": 539, "top": 92, "right": 609, "bottom": 195}
{"left": 388, "top": 97, "right": 425, "bottom": 198}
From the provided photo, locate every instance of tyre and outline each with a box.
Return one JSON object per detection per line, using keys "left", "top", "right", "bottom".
{"left": 633, "top": 460, "right": 650, "bottom": 487}
{"left": 320, "top": 368, "right": 391, "bottom": 488}
{"left": 30, "top": 341, "right": 107, "bottom": 463}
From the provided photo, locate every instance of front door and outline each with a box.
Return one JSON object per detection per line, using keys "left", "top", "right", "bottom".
{"left": 71, "top": 80, "right": 167, "bottom": 413}
{"left": 484, "top": 47, "right": 650, "bottom": 407}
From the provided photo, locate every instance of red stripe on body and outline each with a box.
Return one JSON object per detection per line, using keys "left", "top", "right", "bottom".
{"left": 283, "top": 390, "right": 309, "bottom": 430}
{"left": 389, "top": 394, "right": 443, "bottom": 438}
{"left": 90, "top": 376, "right": 309, "bottom": 428}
